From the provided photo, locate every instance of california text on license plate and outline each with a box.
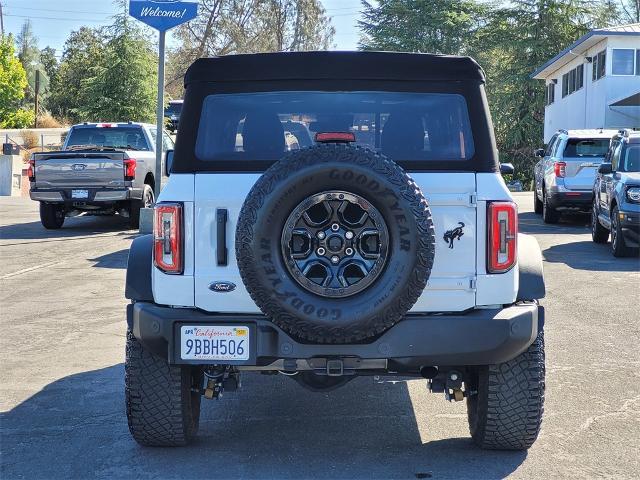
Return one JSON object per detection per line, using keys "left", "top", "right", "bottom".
{"left": 180, "top": 326, "right": 249, "bottom": 361}
{"left": 71, "top": 189, "right": 89, "bottom": 199}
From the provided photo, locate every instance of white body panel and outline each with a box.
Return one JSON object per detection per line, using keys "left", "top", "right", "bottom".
{"left": 152, "top": 171, "right": 518, "bottom": 312}
{"left": 152, "top": 174, "right": 195, "bottom": 307}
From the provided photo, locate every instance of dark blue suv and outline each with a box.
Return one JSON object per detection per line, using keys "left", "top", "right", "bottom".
{"left": 592, "top": 129, "right": 640, "bottom": 257}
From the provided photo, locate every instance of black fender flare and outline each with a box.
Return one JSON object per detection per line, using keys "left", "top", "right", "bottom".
{"left": 125, "top": 234, "right": 154, "bottom": 303}
{"left": 516, "top": 233, "right": 545, "bottom": 302}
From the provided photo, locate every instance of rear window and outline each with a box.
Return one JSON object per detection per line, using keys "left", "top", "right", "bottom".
{"left": 165, "top": 103, "right": 182, "bottom": 116}
{"left": 66, "top": 126, "right": 150, "bottom": 151}
{"left": 564, "top": 138, "right": 610, "bottom": 157}
{"left": 195, "top": 91, "right": 475, "bottom": 166}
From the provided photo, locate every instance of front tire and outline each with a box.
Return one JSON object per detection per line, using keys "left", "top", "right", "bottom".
{"left": 591, "top": 203, "right": 609, "bottom": 244}
{"left": 611, "top": 206, "right": 632, "bottom": 257}
{"left": 467, "top": 330, "right": 545, "bottom": 450}
{"left": 39, "top": 202, "right": 65, "bottom": 229}
{"left": 125, "top": 331, "right": 202, "bottom": 446}
{"left": 533, "top": 189, "right": 543, "bottom": 214}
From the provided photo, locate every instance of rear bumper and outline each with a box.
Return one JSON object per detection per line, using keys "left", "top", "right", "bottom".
{"left": 547, "top": 186, "right": 592, "bottom": 209}
{"left": 30, "top": 187, "right": 135, "bottom": 203}
{"left": 127, "top": 302, "right": 542, "bottom": 368}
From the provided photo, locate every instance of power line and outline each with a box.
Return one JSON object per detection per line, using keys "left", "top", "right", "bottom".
{"left": 2, "top": 4, "right": 114, "bottom": 15}
{"left": 3, "top": 13, "right": 108, "bottom": 23}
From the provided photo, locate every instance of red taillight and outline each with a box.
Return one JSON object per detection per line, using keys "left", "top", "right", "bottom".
{"left": 487, "top": 201, "right": 517, "bottom": 273}
{"left": 154, "top": 203, "right": 183, "bottom": 274}
{"left": 27, "top": 159, "right": 35, "bottom": 182}
{"left": 124, "top": 158, "right": 136, "bottom": 181}
{"left": 554, "top": 161, "right": 566, "bottom": 178}
{"left": 315, "top": 132, "right": 356, "bottom": 143}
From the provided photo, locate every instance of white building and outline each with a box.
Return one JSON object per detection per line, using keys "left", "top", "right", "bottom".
{"left": 532, "top": 23, "right": 640, "bottom": 143}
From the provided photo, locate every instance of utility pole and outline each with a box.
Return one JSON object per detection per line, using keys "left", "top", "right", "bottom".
{"left": 34, "top": 69, "right": 40, "bottom": 128}
{"left": 0, "top": 2, "right": 5, "bottom": 36}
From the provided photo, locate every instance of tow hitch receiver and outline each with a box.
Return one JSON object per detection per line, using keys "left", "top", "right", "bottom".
{"left": 428, "top": 370, "right": 475, "bottom": 402}
{"left": 201, "top": 366, "right": 241, "bottom": 399}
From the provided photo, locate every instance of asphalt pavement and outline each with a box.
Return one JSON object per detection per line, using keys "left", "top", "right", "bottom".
{"left": 1, "top": 193, "right": 639, "bottom": 479}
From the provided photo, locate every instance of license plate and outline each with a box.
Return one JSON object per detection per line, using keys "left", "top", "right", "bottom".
{"left": 180, "top": 326, "right": 249, "bottom": 361}
{"left": 71, "top": 189, "right": 89, "bottom": 199}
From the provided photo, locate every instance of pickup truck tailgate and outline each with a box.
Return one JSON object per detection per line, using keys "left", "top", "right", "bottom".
{"left": 33, "top": 152, "right": 126, "bottom": 189}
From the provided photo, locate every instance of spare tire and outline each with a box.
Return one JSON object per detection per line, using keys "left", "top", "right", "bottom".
{"left": 236, "top": 144, "right": 435, "bottom": 343}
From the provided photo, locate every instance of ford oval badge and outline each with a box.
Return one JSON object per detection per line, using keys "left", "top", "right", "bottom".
{"left": 209, "top": 281, "right": 236, "bottom": 293}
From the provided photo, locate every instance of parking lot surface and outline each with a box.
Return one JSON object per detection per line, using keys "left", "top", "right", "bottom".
{"left": 1, "top": 193, "right": 639, "bottom": 479}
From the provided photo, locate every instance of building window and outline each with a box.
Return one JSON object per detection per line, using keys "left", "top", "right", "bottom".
{"left": 545, "top": 83, "right": 555, "bottom": 105}
{"left": 612, "top": 48, "right": 635, "bottom": 75}
{"left": 576, "top": 64, "right": 584, "bottom": 89}
{"left": 637, "top": 50, "right": 640, "bottom": 76}
{"left": 562, "top": 64, "right": 584, "bottom": 97}
{"left": 592, "top": 50, "right": 606, "bottom": 81}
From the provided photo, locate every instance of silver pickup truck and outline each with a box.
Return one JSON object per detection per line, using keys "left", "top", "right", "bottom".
{"left": 29, "top": 122, "right": 173, "bottom": 229}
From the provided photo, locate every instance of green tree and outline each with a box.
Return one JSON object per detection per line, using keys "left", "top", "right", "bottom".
{"left": 15, "top": 20, "right": 49, "bottom": 106}
{"left": 48, "top": 27, "right": 105, "bottom": 122}
{"left": 472, "top": 1, "right": 595, "bottom": 183}
{"left": 166, "top": 0, "right": 334, "bottom": 98}
{"left": 0, "top": 34, "right": 34, "bottom": 128}
{"left": 76, "top": 13, "right": 157, "bottom": 122}
{"left": 359, "top": 0, "right": 486, "bottom": 54}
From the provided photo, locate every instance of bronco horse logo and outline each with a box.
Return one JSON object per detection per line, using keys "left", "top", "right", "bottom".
{"left": 443, "top": 222, "right": 465, "bottom": 249}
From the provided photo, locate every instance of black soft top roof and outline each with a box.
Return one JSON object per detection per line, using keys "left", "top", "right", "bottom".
{"left": 184, "top": 51, "right": 485, "bottom": 85}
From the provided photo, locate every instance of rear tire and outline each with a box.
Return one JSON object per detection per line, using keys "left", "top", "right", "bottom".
{"left": 39, "top": 202, "right": 65, "bottom": 229}
{"left": 125, "top": 331, "right": 202, "bottom": 446}
{"left": 533, "top": 189, "right": 543, "bottom": 214}
{"left": 542, "top": 190, "right": 559, "bottom": 224}
{"left": 467, "top": 330, "right": 545, "bottom": 450}
{"left": 129, "top": 184, "right": 154, "bottom": 229}
{"left": 611, "top": 206, "right": 632, "bottom": 257}
{"left": 591, "top": 202, "right": 609, "bottom": 244}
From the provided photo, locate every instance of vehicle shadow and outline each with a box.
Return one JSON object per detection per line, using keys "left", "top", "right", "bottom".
{"left": 518, "top": 211, "right": 590, "bottom": 235}
{"left": 0, "top": 217, "right": 136, "bottom": 242}
{"left": 1, "top": 365, "right": 526, "bottom": 480}
{"left": 89, "top": 249, "right": 129, "bottom": 269}
{"left": 543, "top": 241, "right": 640, "bottom": 272}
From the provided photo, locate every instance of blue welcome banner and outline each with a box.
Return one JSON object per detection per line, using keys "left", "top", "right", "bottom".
{"left": 129, "top": 0, "right": 198, "bottom": 31}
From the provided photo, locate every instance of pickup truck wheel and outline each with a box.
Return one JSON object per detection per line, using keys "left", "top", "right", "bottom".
{"left": 533, "top": 190, "right": 543, "bottom": 214}
{"left": 129, "top": 184, "right": 154, "bottom": 229}
{"left": 39, "top": 203, "right": 65, "bottom": 229}
{"left": 591, "top": 203, "right": 609, "bottom": 244}
{"left": 542, "top": 190, "right": 559, "bottom": 224}
{"left": 236, "top": 143, "right": 435, "bottom": 343}
{"left": 466, "top": 330, "right": 545, "bottom": 450}
{"left": 125, "top": 331, "right": 202, "bottom": 446}
{"left": 611, "top": 206, "right": 633, "bottom": 257}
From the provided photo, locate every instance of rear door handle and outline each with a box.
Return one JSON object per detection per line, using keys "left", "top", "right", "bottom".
{"left": 216, "top": 208, "right": 228, "bottom": 266}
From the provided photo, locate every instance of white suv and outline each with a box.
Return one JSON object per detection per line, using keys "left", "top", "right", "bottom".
{"left": 124, "top": 52, "right": 546, "bottom": 450}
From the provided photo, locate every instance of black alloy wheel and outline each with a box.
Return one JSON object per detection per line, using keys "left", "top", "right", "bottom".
{"left": 282, "top": 191, "right": 389, "bottom": 298}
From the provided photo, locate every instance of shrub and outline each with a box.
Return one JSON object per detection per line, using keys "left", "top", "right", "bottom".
{"left": 37, "top": 113, "right": 63, "bottom": 128}
{"left": 22, "top": 130, "right": 40, "bottom": 149}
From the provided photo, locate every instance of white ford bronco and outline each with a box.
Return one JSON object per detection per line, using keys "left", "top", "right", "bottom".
{"left": 124, "top": 52, "right": 546, "bottom": 450}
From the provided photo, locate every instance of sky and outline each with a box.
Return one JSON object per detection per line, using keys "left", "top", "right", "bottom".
{"left": 0, "top": 0, "right": 364, "bottom": 58}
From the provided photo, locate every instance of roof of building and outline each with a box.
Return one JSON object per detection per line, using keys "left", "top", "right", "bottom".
{"left": 531, "top": 23, "right": 640, "bottom": 79}
{"left": 184, "top": 51, "right": 486, "bottom": 85}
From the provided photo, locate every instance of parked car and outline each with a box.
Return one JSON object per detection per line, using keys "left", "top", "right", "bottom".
{"left": 592, "top": 129, "right": 640, "bottom": 256}
{"left": 507, "top": 180, "right": 523, "bottom": 192}
{"left": 164, "top": 100, "right": 183, "bottom": 132}
{"left": 124, "top": 51, "right": 546, "bottom": 450}
{"left": 29, "top": 122, "right": 174, "bottom": 229}
{"left": 533, "top": 129, "right": 617, "bottom": 223}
